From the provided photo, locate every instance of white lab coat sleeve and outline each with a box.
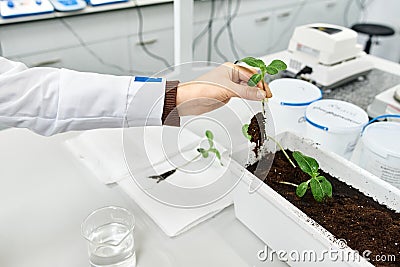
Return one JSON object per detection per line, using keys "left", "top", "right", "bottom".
{"left": 0, "top": 57, "right": 166, "bottom": 136}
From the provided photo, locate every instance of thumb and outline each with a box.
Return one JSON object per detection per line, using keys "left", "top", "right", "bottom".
{"left": 230, "top": 82, "right": 266, "bottom": 101}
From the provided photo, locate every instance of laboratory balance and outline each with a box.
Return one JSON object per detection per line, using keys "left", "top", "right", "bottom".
{"left": 275, "top": 23, "right": 373, "bottom": 89}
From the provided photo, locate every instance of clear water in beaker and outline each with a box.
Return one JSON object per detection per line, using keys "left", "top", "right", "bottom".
{"left": 82, "top": 206, "right": 136, "bottom": 267}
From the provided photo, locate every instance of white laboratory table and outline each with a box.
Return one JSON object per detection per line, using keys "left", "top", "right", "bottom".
{"left": 1, "top": 54, "right": 399, "bottom": 267}
{"left": 0, "top": 131, "right": 287, "bottom": 267}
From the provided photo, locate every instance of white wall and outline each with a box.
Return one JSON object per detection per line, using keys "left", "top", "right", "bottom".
{"left": 359, "top": 0, "right": 400, "bottom": 62}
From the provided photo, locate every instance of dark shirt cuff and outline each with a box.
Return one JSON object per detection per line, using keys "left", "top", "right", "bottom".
{"left": 162, "top": 80, "right": 180, "bottom": 126}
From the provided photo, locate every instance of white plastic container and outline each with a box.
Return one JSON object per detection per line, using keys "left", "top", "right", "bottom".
{"left": 233, "top": 132, "right": 400, "bottom": 267}
{"left": 353, "top": 121, "right": 400, "bottom": 188}
{"left": 305, "top": 99, "right": 368, "bottom": 159}
{"left": 269, "top": 78, "right": 322, "bottom": 135}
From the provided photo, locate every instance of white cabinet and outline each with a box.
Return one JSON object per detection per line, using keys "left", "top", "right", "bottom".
{"left": 192, "top": 0, "right": 359, "bottom": 63}
{"left": 0, "top": 0, "right": 362, "bottom": 76}
{"left": 193, "top": 21, "right": 213, "bottom": 62}
{"left": 208, "top": 19, "right": 237, "bottom": 62}
{"left": 268, "top": 4, "right": 302, "bottom": 54}
{"left": 12, "top": 37, "right": 132, "bottom": 75}
{"left": 128, "top": 28, "right": 174, "bottom": 75}
{"left": 294, "top": 0, "right": 349, "bottom": 26}
{"left": 61, "top": 10, "right": 133, "bottom": 44}
{"left": 61, "top": 3, "right": 173, "bottom": 44}
{"left": 193, "top": 0, "right": 296, "bottom": 62}
{"left": 192, "top": 0, "right": 238, "bottom": 63}
{"left": 231, "top": 10, "right": 274, "bottom": 58}
{"left": 0, "top": 19, "right": 80, "bottom": 57}
{"left": 1, "top": 3, "right": 174, "bottom": 76}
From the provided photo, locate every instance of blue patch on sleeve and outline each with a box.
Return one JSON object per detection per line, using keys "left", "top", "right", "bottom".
{"left": 134, "top": 76, "right": 162, "bottom": 83}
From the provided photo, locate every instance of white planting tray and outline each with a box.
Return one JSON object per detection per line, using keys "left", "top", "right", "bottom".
{"left": 233, "top": 132, "right": 400, "bottom": 266}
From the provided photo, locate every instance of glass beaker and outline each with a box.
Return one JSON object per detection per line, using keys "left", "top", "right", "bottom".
{"left": 81, "top": 206, "right": 136, "bottom": 267}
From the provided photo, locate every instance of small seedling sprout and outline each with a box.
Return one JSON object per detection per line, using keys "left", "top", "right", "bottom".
{"left": 148, "top": 130, "right": 223, "bottom": 183}
{"left": 197, "top": 130, "right": 223, "bottom": 166}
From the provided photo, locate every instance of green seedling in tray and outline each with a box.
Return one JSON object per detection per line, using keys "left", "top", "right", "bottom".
{"left": 278, "top": 151, "right": 333, "bottom": 202}
{"left": 292, "top": 151, "right": 333, "bottom": 202}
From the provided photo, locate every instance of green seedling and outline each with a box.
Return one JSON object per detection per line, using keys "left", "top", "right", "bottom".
{"left": 239, "top": 57, "right": 289, "bottom": 161}
{"left": 148, "top": 130, "right": 223, "bottom": 183}
{"left": 239, "top": 57, "right": 286, "bottom": 116}
{"left": 279, "top": 151, "right": 333, "bottom": 202}
{"left": 238, "top": 57, "right": 287, "bottom": 90}
{"left": 293, "top": 151, "right": 332, "bottom": 202}
{"left": 239, "top": 57, "right": 331, "bottom": 203}
{"left": 197, "top": 130, "right": 223, "bottom": 166}
{"left": 243, "top": 122, "right": 332, "bottom": 202}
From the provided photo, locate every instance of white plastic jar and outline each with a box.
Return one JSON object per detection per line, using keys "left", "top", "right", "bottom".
{"left": 355, "top": 121, "right": 400, "bottom": 188}
{"left": 305, "top": 99, "right": 369, "bottom": 159}
{"left": 269, "top": 78, "right": 322, "bottom": 135}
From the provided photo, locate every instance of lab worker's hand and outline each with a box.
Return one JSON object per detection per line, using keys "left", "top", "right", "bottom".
{"left": 176, "top": 62, "right": 271, "bottom": 116}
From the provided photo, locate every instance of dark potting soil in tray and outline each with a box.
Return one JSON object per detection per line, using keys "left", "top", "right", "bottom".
{"left": 246, "top": 151, "right": 400, "bottom": 266}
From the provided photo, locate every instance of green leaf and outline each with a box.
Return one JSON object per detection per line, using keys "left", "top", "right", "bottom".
{"left": 318, "top": 176, "right": 332, "bottom": 198}
{"left": 197, "top": 148, "right": 209, "bottom": 158}
{"left": 296, "top": 182, "right": 308, "bottom": 198}
{"left": 205, "top": 130, "right": 214, "bottom": 141}
{"left": 240, "top": 57, "right": 266, "bottom": 69}
{"left": 248, "top": 73, "right": 262, "bottom": 87}
{"left": 268, "top": 60, "right": 287, "bottom": 71}
{"left": 265, "top": 66, "right": 278, "bottom": 75}
{"left": 205, "top": 130, "right": 214, "bottom": 148}
{"left": 292, "top": 151, "right": 319, "bottom": 177}
{"left": 242, "top": 124, "right": 252, "bottom": 140}
{"left": 209, "top": 148, "right": 221, "bottom": 160}
{"left": 310, "top": 177, "right": 325, "bottom": 202}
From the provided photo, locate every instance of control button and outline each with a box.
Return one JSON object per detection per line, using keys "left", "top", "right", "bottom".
{"left": 36, "top": 0, "right": 42, "bottom": 5}
{"left": 59, "top": 0, "right": 77, "bottom": 5}
{"left": 7, "top": 0, "right": 14, "bottom": 8}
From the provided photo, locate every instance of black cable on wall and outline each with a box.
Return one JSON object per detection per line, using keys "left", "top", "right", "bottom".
{"left": 214, "top": 0, "right": 241, "bottom": 62}
{"left": 226, "top": 0, "right": 241, "bottom": 60}
{"left": 193, "top": 0, "right": 216, "bottom": 62}
{"left": 207, "top": 0, "right": 216, "bottom": 63}
{"left": 133, "top": 0, "right": 171, "bottom": 69}
{"left": 60, "top": 18, "right": 152, "bottom": 75}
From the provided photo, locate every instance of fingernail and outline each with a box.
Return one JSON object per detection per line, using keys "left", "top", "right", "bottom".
{"left": 257, "top": 90, "right": 266, "bottom": 100}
